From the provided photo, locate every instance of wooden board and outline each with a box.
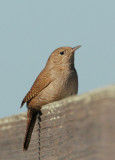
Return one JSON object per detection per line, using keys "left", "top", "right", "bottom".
{"left": 0, "top": 85, "right": 115, "bottom": 160}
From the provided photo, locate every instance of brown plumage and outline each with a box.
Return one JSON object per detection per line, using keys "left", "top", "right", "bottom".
{"left": 23, "top": 109, "right": 37, "bottom": 150}
{"left": 21, "top": 45, "right": 81, "bottom": 150}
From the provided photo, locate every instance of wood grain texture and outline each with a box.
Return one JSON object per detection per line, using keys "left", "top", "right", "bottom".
{"left": 0, "top": 85, "right": 115, "bottom": 160}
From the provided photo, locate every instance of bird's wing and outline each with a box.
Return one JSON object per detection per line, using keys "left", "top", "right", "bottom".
{"left": 21, "top": 68, "right": 52, "bottom": 107}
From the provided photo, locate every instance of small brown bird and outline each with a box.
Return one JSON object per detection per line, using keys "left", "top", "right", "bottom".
{"left": 21, "top": 45, "right": 81, "bottom": 151}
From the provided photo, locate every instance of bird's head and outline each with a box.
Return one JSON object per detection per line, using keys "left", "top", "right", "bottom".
{"left": 46, "top": 45, "right": 81, "bottom": 69}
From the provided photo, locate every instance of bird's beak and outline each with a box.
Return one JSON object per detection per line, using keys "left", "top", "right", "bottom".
{"left": 72, "top": 45, "right": 81, "bottom": 52}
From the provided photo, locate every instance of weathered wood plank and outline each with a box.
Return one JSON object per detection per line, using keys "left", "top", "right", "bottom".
{"left": 0, "top": 85, "right": 115, "bottom": 160}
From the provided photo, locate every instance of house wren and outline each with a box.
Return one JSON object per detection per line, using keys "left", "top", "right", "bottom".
{"left": 21, "top": 45, "right": 81, "bottom": 150}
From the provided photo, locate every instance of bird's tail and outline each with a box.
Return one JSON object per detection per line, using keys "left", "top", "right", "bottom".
{"left": 23, "top": 109, "right": 37, "bottom": 151}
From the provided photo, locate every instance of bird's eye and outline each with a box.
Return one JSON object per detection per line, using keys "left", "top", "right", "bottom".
{"left": 60, "top": 51, "right": 64, "bottom": 55}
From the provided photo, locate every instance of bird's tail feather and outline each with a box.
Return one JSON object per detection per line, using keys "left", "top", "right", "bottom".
{"left": 23, "top": 109, "right": 37, "bottom": 151}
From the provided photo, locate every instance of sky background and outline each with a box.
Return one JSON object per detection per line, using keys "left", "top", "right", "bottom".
{"left": 0, "top": 0, "right": 115, "bottom": 118}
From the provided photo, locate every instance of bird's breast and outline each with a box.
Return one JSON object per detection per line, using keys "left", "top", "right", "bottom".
{"left": 57, "top": 70, "right": 78, "bottom": 98}
{"left": 48, "top": 69, "right": 78, "bottom": 99}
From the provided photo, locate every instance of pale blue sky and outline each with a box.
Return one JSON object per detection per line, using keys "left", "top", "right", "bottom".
{"left": 0, "top": 0, "right": 115, "bottom": 118}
